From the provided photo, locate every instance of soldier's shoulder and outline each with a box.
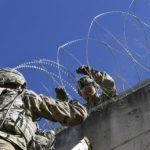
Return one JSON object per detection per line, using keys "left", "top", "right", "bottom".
{"left": 23, "top": 89, "right": 43, "bottom": 101}
{"left": 23, "top": 89, "right": 38, "bottom": 97}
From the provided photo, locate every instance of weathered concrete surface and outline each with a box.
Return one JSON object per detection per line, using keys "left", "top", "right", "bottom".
{"left": 55, "top": 79, "right": 150, "bottom": 150}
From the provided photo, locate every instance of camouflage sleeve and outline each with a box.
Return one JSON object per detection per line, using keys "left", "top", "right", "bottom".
{"left": 24, "top": 90, "right": 87, "bottom": 126}
{"left": 90, "top": 69, "right": 117, "bottom": 97}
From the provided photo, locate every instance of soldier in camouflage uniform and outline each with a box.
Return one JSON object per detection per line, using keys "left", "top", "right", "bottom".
{"left": 0, "top": 68, "right": 87, "bottom": 150}
{"left": 76, "top": 65, "right": 117, "bottom": 109}
{"left": 51, "top": 65, "right": 116, "bottom": 150}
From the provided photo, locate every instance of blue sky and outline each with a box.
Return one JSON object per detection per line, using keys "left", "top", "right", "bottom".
{"left": 0, "top": 0, "right": 150, "bottom": 94}
{"left": 0, "top": 0, "right": 132, "bottom": 63}
{"left": 0, "top": 0, "right": 150, "bottom": 129}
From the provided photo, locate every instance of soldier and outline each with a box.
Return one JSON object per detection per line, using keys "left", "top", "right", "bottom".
{"left": 0, "top": 68, "right": 87, "bottom": 150}
{"left": 76, "top": 65, "right": 117, "bottom": 109}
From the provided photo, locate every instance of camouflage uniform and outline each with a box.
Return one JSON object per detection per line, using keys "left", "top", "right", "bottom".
{"left": 76, "top": 65, "right": 117, "bottom": 109}
{"left": 0, "top": 68, "right": 87, "bottom": 150}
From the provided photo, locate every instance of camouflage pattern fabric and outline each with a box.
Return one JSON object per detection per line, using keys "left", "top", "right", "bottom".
{"left": 0, "top": 68, "right": 26, "bottom": 86}
{"left": 89, "top": 70, "right": 116, "bottom": 97}
{"left": 28, "top": 131, "right": 55, "bottom": 150}
{"left": 76, "top": 65, "right": 117, "bottom": 109}
{"left": 0, "top": 138, "right": 16, "bottom": 150}
{"left": 0, "top": 87, "right": 87, "bottom": 150}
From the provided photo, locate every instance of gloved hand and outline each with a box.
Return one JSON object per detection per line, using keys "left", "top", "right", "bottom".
{"left": 76, "top": 65, "right": 92, "bottom": 75}
{"left": 55, "top": 86, "right": 69, "bottom": 101}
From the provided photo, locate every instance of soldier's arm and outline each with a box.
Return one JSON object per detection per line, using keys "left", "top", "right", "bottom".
{"left": 91, "top": 70, "right": 116, "bottom": 97}
{"left": 24, "top": 90, "right": 87, "bottom": 126}
{"left": 76, "top": 65, "right": 117, "bottom": 97}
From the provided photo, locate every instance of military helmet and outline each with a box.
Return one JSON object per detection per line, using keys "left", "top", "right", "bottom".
{"left": 77, "top": 75, "right": 99, "bottom": 90}
{"left": 0, "top": 68, "right": 26, "bottom": 87}
{"left": 77, "top": 76, "right": 94, "bottom": 90}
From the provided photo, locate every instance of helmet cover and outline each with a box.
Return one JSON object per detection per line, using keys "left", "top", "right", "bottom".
{"left": 0, "top": 68, "right": 26, "bottom": 86}
{"left": 77, "top": 75, "right": 95, "bottom": 90}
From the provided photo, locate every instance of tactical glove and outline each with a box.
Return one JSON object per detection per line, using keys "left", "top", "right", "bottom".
{"left": 76, "top": 65, "right": 92, "bottom": 75}
{"left": 55, "top": 86, "right": 69, "bottom": 101}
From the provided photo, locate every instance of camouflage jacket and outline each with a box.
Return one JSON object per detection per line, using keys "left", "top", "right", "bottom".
{"left": 0, "top": 87, "right": 87, "bottom": 150}
{"left": 85, "top": 70, "right": 117, "bottom": 109}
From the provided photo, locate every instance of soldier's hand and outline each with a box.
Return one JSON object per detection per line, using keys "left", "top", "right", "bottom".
{"left": 76, "top": 65, "right": 92, "bottom": 75}
{"left": 55, "top": 86, "right": 69, "bottom": 101}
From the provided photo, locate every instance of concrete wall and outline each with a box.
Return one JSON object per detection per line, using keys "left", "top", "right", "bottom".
{"left": 55, "top": 79, "right": 150, "bottom": 150}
